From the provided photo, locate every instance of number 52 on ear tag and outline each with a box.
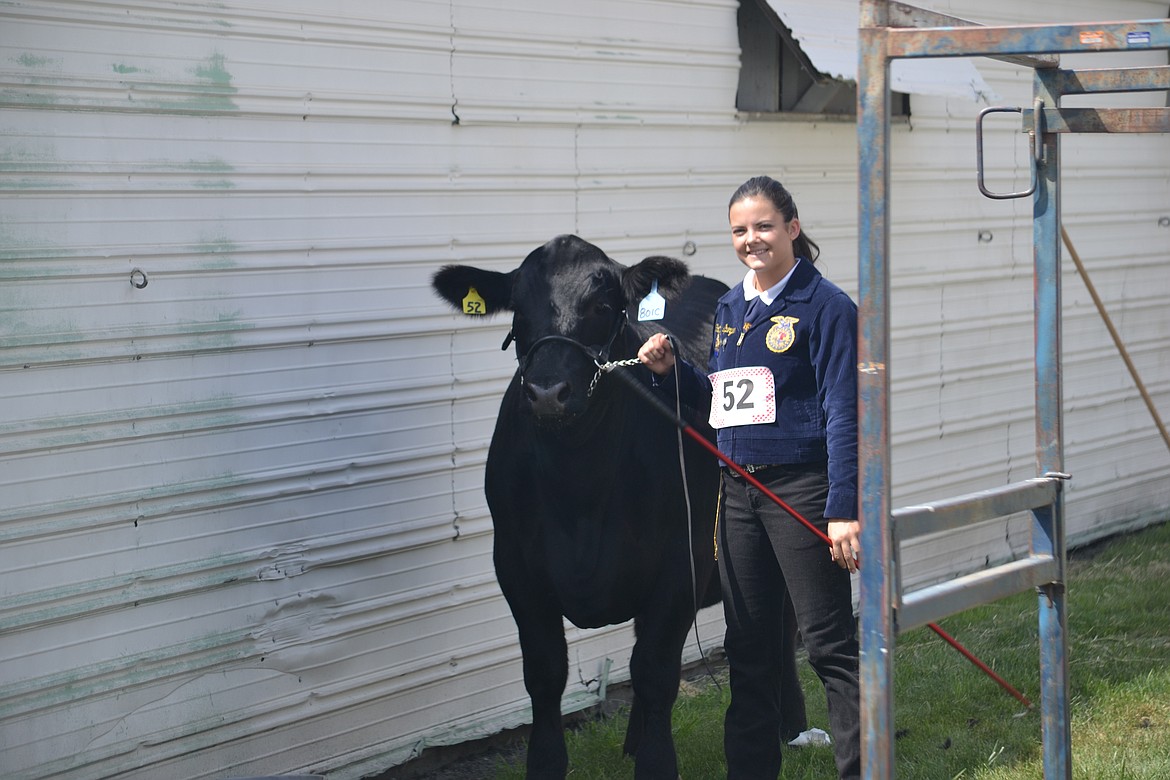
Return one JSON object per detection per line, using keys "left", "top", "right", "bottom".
{"left": 462, "top": 286, "right": 487, "bottom": 315}
{"left": 638, "top": 280, "right": 665, "bottom": 322}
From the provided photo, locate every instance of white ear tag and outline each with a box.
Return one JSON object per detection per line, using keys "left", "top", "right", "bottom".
{"left": 638, "top": 280, "right": 666, "bottom": 322}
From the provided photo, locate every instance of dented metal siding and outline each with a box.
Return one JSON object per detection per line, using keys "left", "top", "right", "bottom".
{"left": 0, "top": 2, "right": 737, "bottom": 779}
{"left": 1, "top": 1, "right": 1168, "bottom": 778}
{"left": 0, "top": 3, "right": 513, "bottom": 779}
{"left": 1, "top": 12, "right": 468, "bottom": 780}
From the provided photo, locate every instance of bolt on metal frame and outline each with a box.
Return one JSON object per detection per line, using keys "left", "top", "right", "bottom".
{"left": 856, "top": 3, "right": 1170, "bottom": 778}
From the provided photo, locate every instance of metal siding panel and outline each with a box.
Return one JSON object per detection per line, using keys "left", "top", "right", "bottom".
{"left": 0, "top": 2, "right": 454, "bottom": 120}
{"left": 0, "top": 3, "right": 478, "bottom": 779}
{"left": 450, "top": 0, "right": 740, "bottom": 125}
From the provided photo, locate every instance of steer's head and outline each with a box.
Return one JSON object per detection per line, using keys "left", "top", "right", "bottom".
{"left": 432, "top": 234, "right": 690, "bottom": 426}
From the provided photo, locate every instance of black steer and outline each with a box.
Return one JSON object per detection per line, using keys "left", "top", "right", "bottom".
{"left": 432, "top": 234, "right": 727, "bottom": 778}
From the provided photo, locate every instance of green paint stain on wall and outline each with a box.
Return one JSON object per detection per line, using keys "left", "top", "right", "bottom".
{"left": 16, "top": 53, "right": 58, "bottom": 68}
{"left": 5, "top": 52, "right": 239, "bottom": 115}
{"left": 194, "top": 52, "right": 232, "bottom": 86}
{"left": 0, "top": 223, "right": 67, "bottom": 264}
{"left": 0, "top": 139, "right": 56, "bottom": 164}
{"left": 176, "top": 157, "right": 236, "bottom": 188}
{"left": 0, "top": 139, "right": 59, "bottom": 193}
{"left": 0, "top": 177, "right": 74, "bottom": 191}
{"left": 182, "top": 158, "right": 234, "bottom": 174}
{"left": 0, "top": 88, "right": 60, "bottom": 107}
{"left": 130, "top": 51, "right": 239, "bottom": 114}
{"left": 191, "top": 236, "right": 240, "bottom": 271}
{"left": 187, "top": 51, "right": 239, "bottom": 112}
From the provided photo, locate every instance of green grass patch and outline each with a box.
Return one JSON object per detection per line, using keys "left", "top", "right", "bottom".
{"left": 482, "top": 521, "right": 1170, "bottom": 778}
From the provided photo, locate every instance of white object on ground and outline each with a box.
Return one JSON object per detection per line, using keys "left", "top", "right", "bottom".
{"left": 787, "top": 728, "right": 832, "bottom": 747}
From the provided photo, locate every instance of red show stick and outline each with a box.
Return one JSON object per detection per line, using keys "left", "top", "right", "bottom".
{"left": 611, "top": 363, "right": 1033, "bottom": 709}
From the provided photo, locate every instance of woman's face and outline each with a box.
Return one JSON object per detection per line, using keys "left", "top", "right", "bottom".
{"left": 729, "top": 196, "right": 800, "bottom": 291}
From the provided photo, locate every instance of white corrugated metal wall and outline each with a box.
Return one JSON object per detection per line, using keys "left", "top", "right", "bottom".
{"left": 1, "top": 1, "right": 1166, "bottom": 778}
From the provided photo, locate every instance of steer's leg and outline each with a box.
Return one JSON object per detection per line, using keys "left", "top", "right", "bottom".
{"left": 626, "top": 598, "right": 692, "bottom": 779}
{"left": 496, "top": 555, "right": 570, "bottom": 779}
{"left": 518, "top": 612, "right": 569, "bottom": 778}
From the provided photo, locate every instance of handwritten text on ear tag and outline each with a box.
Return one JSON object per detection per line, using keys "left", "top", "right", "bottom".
{"left": 462, "top": 286, "right": 487, "bottom": 315}
{"left": 638, "top": 280, "right": 665, "bottom": 322}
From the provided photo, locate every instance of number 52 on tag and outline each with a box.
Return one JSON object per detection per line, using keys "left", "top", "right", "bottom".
{"left": 707, "top": 366, "right": 777, "bottom": 429}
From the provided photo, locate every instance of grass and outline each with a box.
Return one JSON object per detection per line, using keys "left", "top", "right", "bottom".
{"left": 486, "top": 520, "right": 1170, "bottom": 778}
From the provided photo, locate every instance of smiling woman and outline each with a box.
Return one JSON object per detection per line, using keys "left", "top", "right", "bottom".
{"left": 637, "top": 175, "right": 861, "bottom": 779}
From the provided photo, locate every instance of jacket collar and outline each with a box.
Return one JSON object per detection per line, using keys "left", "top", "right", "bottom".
{"left": 721, "top": 258, "right": 822, "bottom": 310}
{"left": 775, "top": 258, "right": 821, "bottom": 304}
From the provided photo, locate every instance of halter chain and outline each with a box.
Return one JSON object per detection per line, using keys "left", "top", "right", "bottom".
{"left": 589, "top": 356, "right": 641, "bottom": 396}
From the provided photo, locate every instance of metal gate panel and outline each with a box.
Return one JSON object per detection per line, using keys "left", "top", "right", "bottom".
{"left": 857, "top": 3, "right": 1170, "bottom": 777}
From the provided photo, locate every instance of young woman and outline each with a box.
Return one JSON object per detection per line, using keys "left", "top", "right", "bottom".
{"left": 638, "top": 175, "right": 861, "bottom": 779}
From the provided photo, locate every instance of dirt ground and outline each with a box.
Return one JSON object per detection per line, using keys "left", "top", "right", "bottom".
{"left": 374, "top": 661, "right": 723, "bottom": 779}
{"left": 373, "top": 732, "right": 529, "bottom": 780}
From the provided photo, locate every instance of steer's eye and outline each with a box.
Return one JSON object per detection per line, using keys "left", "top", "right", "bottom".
{"left": 592, "top": 301, "right": 612, "bottom": 317}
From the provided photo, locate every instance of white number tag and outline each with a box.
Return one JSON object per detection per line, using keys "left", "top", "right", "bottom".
{"left": 708, "top": 367, "right": 777, "bottom": 429}
{"left": 638, "top": 280, "right": 666, "bottom": 322}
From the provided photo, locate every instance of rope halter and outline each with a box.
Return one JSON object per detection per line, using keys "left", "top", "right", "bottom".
{"left": 502, "top": 311, "right": 634, "bottom": 398}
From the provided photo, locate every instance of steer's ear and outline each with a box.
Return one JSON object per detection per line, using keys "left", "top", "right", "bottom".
{"left": 432, "top": 265, "right": 516, "bottom": 316}
{"left": 621, "top": 255, "right": 691, "bottom": 304}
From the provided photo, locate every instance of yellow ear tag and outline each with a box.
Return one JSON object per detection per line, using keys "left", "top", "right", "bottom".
{"left": 462, "top": 286, "right": 487, "bottom": 315}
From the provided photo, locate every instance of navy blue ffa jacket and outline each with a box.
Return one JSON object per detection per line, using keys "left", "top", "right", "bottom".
{"left": 671, "top": 259, "right": 859, "bottom": 521}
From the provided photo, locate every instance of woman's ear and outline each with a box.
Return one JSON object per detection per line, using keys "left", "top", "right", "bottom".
{"left": 787, "top": 217, "right": 801, "bottom": 240}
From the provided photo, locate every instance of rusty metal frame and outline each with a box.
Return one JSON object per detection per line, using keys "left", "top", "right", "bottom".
{"left": 857, "top": 3, "right": 1170, "bottom": 778}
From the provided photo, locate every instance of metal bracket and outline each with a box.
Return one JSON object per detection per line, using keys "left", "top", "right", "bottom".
{"left": 976, "top": 99, "right": 1044, "bottom": 200}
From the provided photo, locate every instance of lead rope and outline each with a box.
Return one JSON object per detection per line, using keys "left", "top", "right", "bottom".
{"left": 666, "top": 338, "right": 722, "bottom": 690}
{"left": 599, "top": 343, "right": 721, "bottom": 689}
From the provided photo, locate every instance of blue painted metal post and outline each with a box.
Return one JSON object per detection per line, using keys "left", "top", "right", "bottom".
{"left": 854, "top": 6, "right": 1167, "bottom": 779}
{"left": 857, "top": 2, "right": 894, "bottom": 778}
{"left": 1032, "top": 67, "right": 1072, "bottom": 780}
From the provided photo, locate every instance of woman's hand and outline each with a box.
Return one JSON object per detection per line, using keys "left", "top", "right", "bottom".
{"left": 827, "top": 520, "right": 860, "bottom": 573}
{"left": 638, "top": 333, "right": 676, "bottom": 376}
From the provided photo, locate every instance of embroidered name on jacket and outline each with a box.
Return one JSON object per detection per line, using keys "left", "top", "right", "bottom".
{"left": 713, "top": 322, "right": 737, "bottom": 355}
{"left": 765, "top": 316, "right": 799, "bottom": 353}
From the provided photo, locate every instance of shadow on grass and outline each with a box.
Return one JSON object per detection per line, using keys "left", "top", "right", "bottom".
{"left": 891, "top": 520, "right": 1170, "bottom": 779}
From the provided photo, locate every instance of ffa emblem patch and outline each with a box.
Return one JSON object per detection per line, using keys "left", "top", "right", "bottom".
{"left": 765, "top": 316, "right": 799, "bottom": 353}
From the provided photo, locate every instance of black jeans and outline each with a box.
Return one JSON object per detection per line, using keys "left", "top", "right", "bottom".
{"left": 718, "top": 463, "right": 861, "bottom": 780}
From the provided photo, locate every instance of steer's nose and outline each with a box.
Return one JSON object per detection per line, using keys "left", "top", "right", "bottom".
{"left": 524, "top": 380, "right": 572, "bottom": 417}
